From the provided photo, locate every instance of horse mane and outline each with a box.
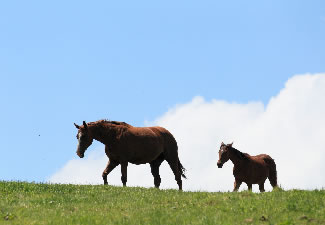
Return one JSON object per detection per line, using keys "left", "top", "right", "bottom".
{"left": 84, "top": 119, "right": 132, "bottom": 140}
{"left": 105, "top": 120, "right": 132, "bottom": 127}
{"left": 89, "top": 119, "right": 132, "bottom": 128}
{"left": 230, "top": 147, "right": 249, "bottom": 160}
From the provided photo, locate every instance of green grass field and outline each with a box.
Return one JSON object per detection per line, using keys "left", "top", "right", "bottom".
{"left": 0, "top": 181, "right": 324, "bottom": 225}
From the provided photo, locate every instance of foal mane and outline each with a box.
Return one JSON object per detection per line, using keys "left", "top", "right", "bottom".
{"left": 230, "top": 147, "right": 249, "bottom": 160}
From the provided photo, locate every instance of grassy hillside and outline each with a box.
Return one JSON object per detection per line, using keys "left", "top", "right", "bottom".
{"left": 0, "top": 181, "right": 324, "bottom": 225}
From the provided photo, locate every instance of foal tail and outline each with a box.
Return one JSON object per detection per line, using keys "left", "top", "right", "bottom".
{"left": 264, "top": 156, "right": 277, "bottom": 187}
{"left": 178, "top": 159, "right": 187, "bottom": 179}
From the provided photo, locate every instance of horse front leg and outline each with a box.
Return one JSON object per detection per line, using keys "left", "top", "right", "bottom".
{"left": 102, "top": 159, "right": 119, "bottom": 185}
{"left": 233, "top": 179, "right": 242, "bottom": 192}
{"left": 121, "top": 162, "right": 128, "bottom": 187}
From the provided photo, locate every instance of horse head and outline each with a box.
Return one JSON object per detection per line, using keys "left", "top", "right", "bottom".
{"left": 74, "top": 121, "right": 93, "bottom": 158}
{"left": 217, "top": 142, "right": 233, "bottom": 168}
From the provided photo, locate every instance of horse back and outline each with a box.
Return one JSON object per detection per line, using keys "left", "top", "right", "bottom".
{"left": 254, "top": 154, "right": 273, "bottom": 163}
{"left": 147, "top": 126, "right": 178, "bottom": 153}
{"left": 251, "top": 154, "right": 276, "bottom": 176}
{"left": 259, "top": 154, "right": 276, "bottom": 169}
{"left": 250, "top": 154, "right": 272, "bottom": 165}
{"left": 148, "top": 126, "right": 177, "bottom": 144}
{"left": 124, "top": 126, "right": 177, "bottom": 150}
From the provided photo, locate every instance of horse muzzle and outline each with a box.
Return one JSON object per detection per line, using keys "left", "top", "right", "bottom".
{"left": 77, "top": 151, "right": 84, "bottom": 158}
{"left": 217, "top": 162, "right": 223, "bottom": 168}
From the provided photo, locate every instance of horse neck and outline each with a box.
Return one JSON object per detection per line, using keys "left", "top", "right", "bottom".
{"left": 228, "top": 147, "right": 242, "bottom": 165}
{"left": 88, "top": 123, "right": 116, "bottom": 144}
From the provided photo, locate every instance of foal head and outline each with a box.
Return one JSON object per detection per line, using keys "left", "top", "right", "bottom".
{"left": 217, "top": 142, "right": 233, "bottom": 168}
{"left": 74, "top": 121, "right": 93, "bottom": 158}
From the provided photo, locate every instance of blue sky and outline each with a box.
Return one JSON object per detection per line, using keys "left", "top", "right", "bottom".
{"left": 1, "top": 0, "right": 324, "bottom": 182}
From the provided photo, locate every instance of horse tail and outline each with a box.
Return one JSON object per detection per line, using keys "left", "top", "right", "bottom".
{"left": 178, "top": 159, "right": 187, "bottom": 179}
{"left": 264, "top": 156, "right": 277, "bottom": 187}
{"left": 157, "top": 126, "right": 187, "bottom": 179}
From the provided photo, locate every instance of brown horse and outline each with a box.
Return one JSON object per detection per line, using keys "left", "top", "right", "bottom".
{"left": 217, "top": 142, "right": 277, "bottom": 192}
{"left": 74, "top": 120, "right": 186, "bottom": 190}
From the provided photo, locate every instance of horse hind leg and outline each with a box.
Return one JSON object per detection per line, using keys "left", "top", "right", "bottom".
{"left": 150, "top": 154, "right": 165, "bottom": 188}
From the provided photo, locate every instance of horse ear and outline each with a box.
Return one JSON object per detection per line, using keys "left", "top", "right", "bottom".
{"left": 74, "top": 123, "right": 80, "bottom": 129}
{"left": 221, "top": 142, "right": 224, "bottom": 146}
{"left": 229, "top": 142, "right": 233, "bottom": 147}
{"left": 83, "top": 121, "right": 88, "bottom": 130}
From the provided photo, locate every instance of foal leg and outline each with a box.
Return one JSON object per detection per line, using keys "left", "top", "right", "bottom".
{"left": 233, "top": 180, "right": 242, "bottom": 192}
{"left": 150, "top": 154, "right": 165, "bottom": 188}
{"left": 120, "top": 162, "right": 128, "bottom": 187}
{"left": 102, "top": 159, "right": 119, "bottom": 185}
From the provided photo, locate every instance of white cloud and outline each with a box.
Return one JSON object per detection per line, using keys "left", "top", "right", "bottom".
{"left": 48, "top": 73, "right": 325, "bottom": 192}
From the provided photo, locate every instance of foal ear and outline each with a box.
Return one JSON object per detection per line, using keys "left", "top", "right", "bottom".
{"left": 83, "top": 121, "right": 88, "bottom": 130}
{"left": 229, "top": 142, "right": 233, "bottom": 147}
{"left": 74, "top": 123, "right": 80, "bottom": 129}
{"left": 221, "top": 142, "right": 224, "bottom": 146}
